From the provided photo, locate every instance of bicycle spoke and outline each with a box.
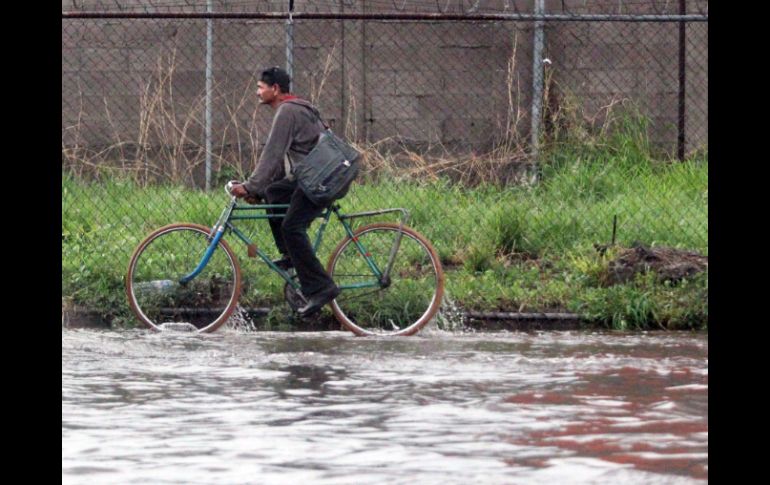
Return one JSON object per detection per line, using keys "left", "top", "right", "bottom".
{"left": 336, "top": 288, "right": 383, "bottom": 304}
{"left": 127, "top": 224, "right": 240, "bottom": 333}
{"left": 329, "top": 223, "right": 443, "bottom": 336}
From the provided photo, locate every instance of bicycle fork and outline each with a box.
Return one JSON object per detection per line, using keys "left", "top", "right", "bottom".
{"left": 178, "top": 224, "right": 226, "bottom": 285}
{"left": 179, "top": 198, "right": 237, "bottom": 285}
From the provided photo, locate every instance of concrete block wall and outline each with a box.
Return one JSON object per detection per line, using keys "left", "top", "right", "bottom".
{"left": 544, "top": 17, "right": 706, "bottom": 155}
{"left": 544, "top": 0, "right": 708, "bottom": 155}
{"left": 62, "top": 1, "right": 708, "bottom": 165}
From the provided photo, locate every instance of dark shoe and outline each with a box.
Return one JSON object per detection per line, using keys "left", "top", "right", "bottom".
{"left": 272, "top": 256, "right": 293, "bottom": 271}
{"left": 297, "top": 285, "right": 341, "bottom": 317}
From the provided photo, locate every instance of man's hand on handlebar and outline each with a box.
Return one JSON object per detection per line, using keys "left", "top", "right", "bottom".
{"left": 228, "top": 182, "right": 263, "bottom": 205}
{"left": 229, "top": 183, "right": 249, "bottom": 198}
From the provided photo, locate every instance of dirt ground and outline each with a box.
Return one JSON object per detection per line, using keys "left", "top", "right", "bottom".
{"left": 604, "top": 244, "right": 708, "bottom": 285}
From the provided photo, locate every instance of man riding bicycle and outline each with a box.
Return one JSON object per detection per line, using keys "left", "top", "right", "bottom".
{"left": 229, "top": 67, "right": 341, "bottom": 316}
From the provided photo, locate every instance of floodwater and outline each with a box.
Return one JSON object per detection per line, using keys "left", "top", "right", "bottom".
{"left": 62, "top": 328, "right": 707, "bottom": 484}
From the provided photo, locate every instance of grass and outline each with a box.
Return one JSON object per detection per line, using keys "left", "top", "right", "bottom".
{"left": 62, "top": 133, "right": 707, "bottom": 330}
{"left": 62, "top": 41, "right": 707, "bottom": 330}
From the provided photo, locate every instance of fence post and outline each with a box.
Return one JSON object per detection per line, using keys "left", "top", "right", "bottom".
{"left": 205, "top": 0, "right": 213, "bottom": 191}
{"left": 677, "top": 0, "right": 686, "bottom": 160}
{"left": 286, "top": 0, "right": 294, "bottom": 85}
{"left": 530, "top": 0, "right": 545, "bottom": 165}
{"left": 341, "top": 0, "right": 347, "bottom": 131}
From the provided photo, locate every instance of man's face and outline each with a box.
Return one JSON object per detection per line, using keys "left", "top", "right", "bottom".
{"left": 257, "top": 81, "right": 278, "bottom": 104}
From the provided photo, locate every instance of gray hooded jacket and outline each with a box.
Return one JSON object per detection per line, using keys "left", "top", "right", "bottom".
{"left": 243, "top": 98, "right": 325, "bottom": 198}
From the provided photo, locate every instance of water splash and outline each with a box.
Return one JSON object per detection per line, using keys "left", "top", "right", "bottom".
{"left": 157, "top": 322, "right": 198, "bottom": 332}
{"left": 153, "top": 306, "right": 258, "bottom": 333}
{"left": 225, "top": 306, "right": 259, "bottom": 332}
{"left": 424, "top": 292, "right": 470, "bottom": 335}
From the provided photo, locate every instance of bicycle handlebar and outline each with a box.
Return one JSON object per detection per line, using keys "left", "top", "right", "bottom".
{"left": 225, "top": 180, "right": 238, "bottom": 197}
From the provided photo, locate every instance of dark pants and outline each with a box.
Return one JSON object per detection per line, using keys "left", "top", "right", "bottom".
{"left": 264, "top": 178, "right": 336, "bottom": 297}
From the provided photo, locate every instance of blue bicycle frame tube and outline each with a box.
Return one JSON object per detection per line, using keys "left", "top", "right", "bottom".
{"left": 179, "top": 225, "right": 226, "bottom": 284}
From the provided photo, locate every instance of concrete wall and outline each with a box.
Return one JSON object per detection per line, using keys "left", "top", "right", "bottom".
{"left": 542, "top": 0, "right": 707, "bottom": 155}
{"left": 62, "top": 1, "right": 708, "bottom": 163}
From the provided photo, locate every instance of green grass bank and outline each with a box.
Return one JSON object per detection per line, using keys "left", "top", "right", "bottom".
{"left": 62, "top": 132, "right": 707, "bottom": 330}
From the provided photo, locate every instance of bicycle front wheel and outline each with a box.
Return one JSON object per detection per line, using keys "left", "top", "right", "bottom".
{"left": 328, "top": 223, "right": 444, "bottom": 336}
{"left": 126, "top": 223, "right": 242, "bottom": 333}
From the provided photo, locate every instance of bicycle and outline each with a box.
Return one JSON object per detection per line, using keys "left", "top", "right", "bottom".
{"left": 125, "top": 181, "right": 445, "bottom": 336}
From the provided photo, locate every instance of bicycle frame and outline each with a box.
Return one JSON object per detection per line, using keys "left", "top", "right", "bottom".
{"left": 181, "top": 196, "right": 410, "bottom": 292}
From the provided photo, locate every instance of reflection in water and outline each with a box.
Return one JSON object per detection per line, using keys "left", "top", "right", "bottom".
{"left": 62, "top": 329, "right": 707, "bottom": 484}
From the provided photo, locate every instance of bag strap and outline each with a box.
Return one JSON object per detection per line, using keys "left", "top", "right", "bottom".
{"left": 280, "top": 99, "right": 328, "bottom": 178}
{"left": 283, "top": 99, "right": 330, "bottom": 131}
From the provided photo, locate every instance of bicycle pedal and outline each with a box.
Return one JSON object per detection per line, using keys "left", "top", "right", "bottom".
{"left": 283, "top": 282, "right": 307, "bottom": 312}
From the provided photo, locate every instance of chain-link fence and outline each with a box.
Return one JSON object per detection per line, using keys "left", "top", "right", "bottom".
{"left": 62, "top": 0, "right": 708, "bottom": 319}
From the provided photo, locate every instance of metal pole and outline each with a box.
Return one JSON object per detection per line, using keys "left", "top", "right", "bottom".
{"left": 205, "top": 0, "right": 213, "bottom": 190}
{"left": 677, "top": 0, "right": 686, "bottom": 160}
{"left": 362, "top": 0, "right": 368, "bottom": 144}
{"left": 530, "top": 0, "right": 545, "bottom": 162}
{"left": 341, "top": 0, "right": 346, "bottom": 131}
{"left": 63, "top": 12, "right": 709, "bottom": 22}
{"left": 286, "top": 0, "right": 294, "bottom": 87}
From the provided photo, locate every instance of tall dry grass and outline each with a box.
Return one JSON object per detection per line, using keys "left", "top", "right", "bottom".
{"left": 62, "top": 33, "right": 687, "bottom": 190}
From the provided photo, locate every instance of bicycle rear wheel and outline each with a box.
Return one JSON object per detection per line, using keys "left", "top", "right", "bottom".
{"left": 126, "top": 223, "right": 242, "bottom": 333}
{"left": 327, "top": 223, "right": 444, "bottom": 336}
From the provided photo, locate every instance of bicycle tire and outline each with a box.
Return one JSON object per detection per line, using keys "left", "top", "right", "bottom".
{"left": 327, "top": 223, "right": 444, "bottom": 336}
{"left": 126, "top": 223, "right": 242, "bottom": 333}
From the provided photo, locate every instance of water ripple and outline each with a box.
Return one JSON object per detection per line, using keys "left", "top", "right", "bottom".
{"left": 63, "top": 329, "right": 707, "bottom": 484}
